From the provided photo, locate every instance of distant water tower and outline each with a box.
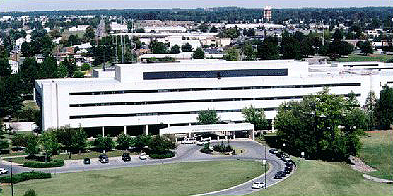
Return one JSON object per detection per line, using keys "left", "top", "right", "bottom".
{"left": 264, "top": 6, "right": 272, "bottom": 22}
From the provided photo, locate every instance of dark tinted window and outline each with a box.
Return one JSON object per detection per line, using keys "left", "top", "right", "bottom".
{"left": 143, "top": 69, "right": 288, "bottom": 80}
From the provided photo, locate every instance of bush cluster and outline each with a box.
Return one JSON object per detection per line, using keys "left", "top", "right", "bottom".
{"left": 149, "top": 151, "right": 175, "bottom": 159}
{"left": 200, "top": 143, "right": 213, "bottom": 154}
{"left": 23, "top": 159, "right": 64, "bottom": 168}
{"left": 0, "top": 171, "right": 51, "bottom": 183}
{"left": 213, "top": 142, "right": 233, "bottom": 153}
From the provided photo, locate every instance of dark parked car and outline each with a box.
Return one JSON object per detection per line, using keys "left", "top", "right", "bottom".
{"left": 269, "top": 148, "right": 278, "bottom": 154}
{"left": 274, "top": 171, "right": 286, "bottom": 179}
{"left": 285, "top": 166, "right": 293, "bottom": 174}
{"left": 122, "top": 153, "right": 131, "bottom": 162}
{"left": 276, "top": 151, "right": 284, "bottom": 158}
{"left": 99, "top": 154, "right": 109, "bottom": 163}
{"left": 83, "top": 158, "right": 90, "bottom": 164}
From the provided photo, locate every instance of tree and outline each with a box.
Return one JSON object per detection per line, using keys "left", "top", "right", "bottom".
{"left": 274, "top": 88, "right": 366, "bottom": 161}
{"left": 94, "top": 135, "right": 115, "bottom": 152}
{"left": 11, "top": 134, "right": 29, "bottom": 147}
{"left": 197, "top": 109, "right": 220, "bottom": 125}
{"left": 81, "top": 63, "right": 91, "bottom": 71}
{"left": 192, "top": 47, "right": 205, "bottom": 59}
{"left": 257, "top": 36, "right": 280, "bottom": 60}
{"left": 149, "top": 40, "right": 168, "bottom": 54}
{"left": 281, "top": 31, "right": 303, "bottom": 60}
{"left": 148, "top": 135, "right": 176, "bottom": 154}
{"left": 116, "top": 133, "right": 132, "bottom": 150}
{"left": 132, "top": 135, "right": 152, "bottom": 150}
{"left": 223, "top": 48, "right": 239, "bottom": 61}
{"left": 0, "top": 124, "right": 9, "bottom": 152}
{"left": 170, "top": 45, "right": 181, "bottom": 54}
{"left": 375, "top": 86, "right": 393, "bottom": 130}
{"left": 242, "top": 106, "right": 269, "bottom": 130}
{"left": 40, "top": 130, "right": 60, "bottom": 162}
{"left": 83, "top": 26, "right": 95, "bottom": 41}
{"left": 210, "top": 26, "right": 218, "bottom": 33}
{"left": 25, "top": 133, "right": 40, "bottom": 156}
{"left": 359, "top": 41, "right": 373, "bottom": 55}
{"left": 0, "top": 57, "right": 11, "bottom": 77}
{"left": 57, "top": 62, "right": 68, "bottom": 78}
{"left": 20, "top": 57, "right": 39, "bottom": 94}
{"left": 40, "top": 56, "right": 58, "bottom": 79}
{"left": 54, "top": 126, "right": 87, "bottom": 158}
{"left": 181, "top": 43, "right": 193, "bottom": 52}
{"left": 73, "top": 70, "right": 85, "bottom": 78}
{"left": 242, "top": 44, "right": 255, "bottom": 60}
{"left": 60, "top": 57, "right": 77, "bottom": 77}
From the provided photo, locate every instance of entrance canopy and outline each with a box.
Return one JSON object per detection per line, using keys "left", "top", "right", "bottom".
{"left": 159, "top": 123, "right": 255, "bottom": 140}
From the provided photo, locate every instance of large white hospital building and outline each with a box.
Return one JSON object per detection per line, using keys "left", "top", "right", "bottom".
{"left": 34, "top": 60, "right": 393, "bottom": 137}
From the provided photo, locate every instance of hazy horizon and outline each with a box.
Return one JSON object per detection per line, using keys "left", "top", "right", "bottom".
{"left": 0, "top": 0, "right": 392, "bottom": 12}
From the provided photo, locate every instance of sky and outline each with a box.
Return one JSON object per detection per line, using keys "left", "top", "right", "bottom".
{"left": 0, "top": 0, "right": 392, "bottom": 12}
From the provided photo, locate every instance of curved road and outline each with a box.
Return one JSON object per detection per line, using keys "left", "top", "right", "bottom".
{"left": 0, "top": 141, "right": 292, "bottom": 195}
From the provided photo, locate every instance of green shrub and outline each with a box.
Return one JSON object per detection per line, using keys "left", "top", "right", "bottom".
{"left": 23, "top": 159, "right": 64, "bottom": 168}
{"left": 200, "top": 142, "right": 213, "bottom": 154}
{"left": 81, "top": 63, "right": 91, "bottom": 71}
{"left": 0, "top": 171, "right": 51, "bottom": 183}
{"left": 213, "top": 142, "right": 233, "bottom": 153}
{"left": 149, "top": 151, "right": 175, "bottom": 159}
{"left": 24, "top": 189, "right": 36, "bottom": 196}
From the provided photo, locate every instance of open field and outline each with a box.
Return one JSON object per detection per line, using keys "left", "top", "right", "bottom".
{"left": 359, "top": 130, "right": 393, "bottom": 180}
{"left": 337, "top": 54, "right": 393, "bottom": 62}
{"left": 1, "top": 160, "right": 265, "bottom": 195}
{"left": 252, "top": 158, "right": 392, "bottom": 195}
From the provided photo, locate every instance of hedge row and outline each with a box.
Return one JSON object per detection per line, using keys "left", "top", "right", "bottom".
{"left": 0, "top": 171, "right": 51, "bottom": 184}
{"left": 23, "top": 159, "right": 64, "bottom": 168}
{"left": 149, "top": 151, "right": 175, "bottom": 159}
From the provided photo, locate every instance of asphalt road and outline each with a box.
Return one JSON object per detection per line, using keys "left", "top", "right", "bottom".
{"left": 0, "top": 140, "right": 292, "bottom": 195}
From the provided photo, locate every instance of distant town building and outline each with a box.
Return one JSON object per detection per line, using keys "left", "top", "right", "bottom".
{"left": 264, "top": 6, "right": 272, "bottom": 22}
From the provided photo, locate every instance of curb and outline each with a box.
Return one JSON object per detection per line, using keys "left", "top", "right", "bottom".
{"left": 363, "top": 174, "right": 393, "bottom": 184}
{"left": 195, "top": 162, "right": 273, "bottom": 196}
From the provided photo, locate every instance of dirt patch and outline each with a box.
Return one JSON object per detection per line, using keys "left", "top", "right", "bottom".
{"left": 349, "top": 155, "right": 377, "bottom": 173}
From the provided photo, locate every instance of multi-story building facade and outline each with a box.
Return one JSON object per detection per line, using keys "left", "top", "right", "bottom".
{"left": 35, "top": 60, "right": 392, "bottom": 136}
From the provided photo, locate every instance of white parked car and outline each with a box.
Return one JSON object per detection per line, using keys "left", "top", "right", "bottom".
{"left": 196, "top": 138, "right": 211, "bottom": 146}
{"left": 0, "top": 168, "right": 8, "bottom": 174}
{"left": 139, "top": 153, "right": 148, "bottom": 160}
{"left": 181, "top": 138, "right": 196, "bottom": 144}
{"left": 251, "top": 182, "right": 265, "bottom": 189}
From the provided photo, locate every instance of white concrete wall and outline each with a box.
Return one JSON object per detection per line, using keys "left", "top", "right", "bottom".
{"left": 35, "top": 60, "right": 392, "bottom": 131}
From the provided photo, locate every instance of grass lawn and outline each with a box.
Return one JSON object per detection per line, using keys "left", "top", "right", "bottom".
{"left": 359, "top": 130, "right": 393, "bottom": 180}
{"left": 251, "top": 158, "right": 392, "bottom": 195}
{"left": 337, "top": 54, "right": 392, "bottom": 62}
{"left": 1, "top": 160, "right": 266, "bottom": 195}
{"left": 4, "top": 150, "right": 134, "bottom": 164}
{"left": 52, "top": 150, "right": 133, "bottom": 160}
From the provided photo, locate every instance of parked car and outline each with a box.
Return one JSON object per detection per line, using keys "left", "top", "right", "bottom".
{"left": 83, "top": 158, "right": 90, "bottom": 164}
{"left": 139, "top": 152, "right": 147, "bottom": 160}
{"left": 122, "top": 153, "right": 131, "bottom": 162}
{"left": 285, "top": 166, "right": 293, "bottom": 174}
{"left": 251, "top": 181, "right": 265, "bottom": 189}
{"left": 274, "top": 171, "right": 286, "bottom": 179}
{"left": 196, "top": 138, "right": 210, "bottom": 146}
{"left": 0, "top": 168, "right": 8, "bottom": 174}
{"left": 269, "top": 148, "right": 278, "bottom": 154}
{"left": 181, "top": 138, "right": 196, "bottom": 144}
{"left": 276, "top": 151, "right": 284, "bottom": 158}
{"left": 98, "top": 154, "right": 109, "bottom": 163}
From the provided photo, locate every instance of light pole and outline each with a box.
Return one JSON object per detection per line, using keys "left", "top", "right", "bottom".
{"left": 263, "top": 144, "right": 267, "bottom": 189}
{"left": 10, "top": 160, "right": 13, "bottom": 196}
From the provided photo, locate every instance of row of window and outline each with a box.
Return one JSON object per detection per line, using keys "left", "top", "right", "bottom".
{"left": 70, "top": 95, "right": 305, "bottom": 107}
{"left": 69, "top": 108, "right": 277, "bottom": 119}
{"left": 69, "top": 83, "right": 361, "bottom": 96}
{"left": 143, "top": 69, "right": 289, "bottom": 80}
